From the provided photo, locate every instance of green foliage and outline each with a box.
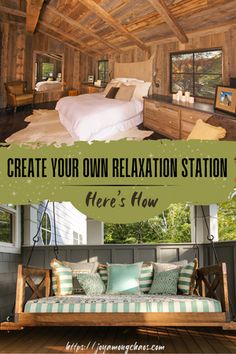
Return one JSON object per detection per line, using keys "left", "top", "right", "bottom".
{"left": 104, "top": 203, "right": 191, "bottom": 244}
{"left": 218, "top": 198, "right": 236, "bottom": 241}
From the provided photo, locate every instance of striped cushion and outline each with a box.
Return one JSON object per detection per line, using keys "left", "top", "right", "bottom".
{"left": 98, "top": 263, "right": 153, "bottom": 293}
{"left": 24, "top": 294, "right": 222, "bottom": 313}
{"left": 178, "top": 259, "right": 198, "bottom": 295}
{"left": 50, "top": 258, "right": 73, "bottom": 296}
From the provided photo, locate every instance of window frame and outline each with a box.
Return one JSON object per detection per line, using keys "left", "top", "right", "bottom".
{"left": 40, "top": 212, "right": 52, "bottom": 246}
{"left": 0, "top": 205, "right": 21, "bottom": 253}
{"left": 170, "top": 48, "right": 223, "bottom": 99}
{"left": 98, "top": 60, "right": 109, "bottom": 83}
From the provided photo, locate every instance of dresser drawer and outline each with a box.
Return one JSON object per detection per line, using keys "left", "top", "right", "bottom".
{"left": 181, "top": 120, "right": 195, "bottom": 139}
{"left": 181, "top": 109, "right": 211, "bottom": 123}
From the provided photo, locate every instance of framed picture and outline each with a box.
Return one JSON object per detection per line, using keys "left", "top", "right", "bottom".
{"left": 87, "top": 75, "right": 94, "bottom": 83}
{"left": 214, "top": 85, "right": 236, "bottom": 115}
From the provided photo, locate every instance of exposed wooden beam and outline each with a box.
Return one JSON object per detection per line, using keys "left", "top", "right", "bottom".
{"left": 38, "top": 21, "right": 101, "bottom": 55}
{"left": 46, "top": 5, "right": 123, "bottom": 54}
{"left": 26, "top": 0, "right": 45, "bottom": 33}
{"left": 78, "top": 0, "right": 149, "bottom": 52}
{"left": 147, "top": 0, "right": 188, "bottom": 43}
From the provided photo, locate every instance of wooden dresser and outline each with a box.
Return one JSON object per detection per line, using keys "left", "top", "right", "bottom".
{"left": 80, "top": 83, "right": 105, "bottom": 94}
{"left": 143, "top": 95, "right": 236, "bottom": 140}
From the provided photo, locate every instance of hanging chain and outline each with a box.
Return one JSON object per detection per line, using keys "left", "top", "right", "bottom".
{"left": 26, "top": 200, "right": 50, "bottom": 266}
{"left": 200, "top": 206, "right": 219, "bottom": 263}
{"left": 53, "top": 202, "right": 59, "bottom": 259}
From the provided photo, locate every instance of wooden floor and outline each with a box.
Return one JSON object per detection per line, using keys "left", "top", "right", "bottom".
{"left": 0, "top": 103, "right": 165, "bottom": 143}
{"left": 0, "top": 327, "right": 235, "bottom": 353}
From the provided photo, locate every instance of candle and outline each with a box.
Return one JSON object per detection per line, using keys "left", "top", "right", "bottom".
{"left": 189, "top": 97, "right": 195, "bottom": 104}
{"left": 185, "top": 91, "right": 190, "bottom": 101}
{"left": 181, "top": 95, "right": 186, "bottom": 102}
{"left": 178, "top": 90, "right": 183, "bottom": 98}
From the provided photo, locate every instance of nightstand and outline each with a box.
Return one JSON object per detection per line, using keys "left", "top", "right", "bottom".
{"left": 80, "top": 83, "right": 106, "bottom": 94}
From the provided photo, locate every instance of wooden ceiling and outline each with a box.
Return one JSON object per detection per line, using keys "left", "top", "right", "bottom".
{"left": 1, "top": 0, "right": 236, "bottom": 55}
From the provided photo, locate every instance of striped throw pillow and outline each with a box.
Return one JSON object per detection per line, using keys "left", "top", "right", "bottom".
{"left": 98, "top": 263, "right": 153, "bottom": 293}
{"left": 50, "top": 258, "right": 73, "bottom": 296}
{"left": 178, "top": 258, "right": 198, "bottom": 295}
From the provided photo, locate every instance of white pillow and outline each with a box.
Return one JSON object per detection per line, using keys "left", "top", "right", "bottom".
{"left": 130, "top": 82, "right": 151, "bottom": 101}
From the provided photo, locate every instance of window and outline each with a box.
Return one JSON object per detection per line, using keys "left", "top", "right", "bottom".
{"left": 98, "top": 60, "right": 109, "bottom": 83}
{"left": 170, "top": 49, "right": 222, "bottom": 99}
{"left": 0, "top": 205, "right": 16, "bottom": 243}
{"left": 42, "top": 63, "right": 54, "bottom": 80}
{"left": 41, "top": 212, "right": 52, "bottom": 245}
{"left": 73, "top": 231, "right": 78, "bottom": 245}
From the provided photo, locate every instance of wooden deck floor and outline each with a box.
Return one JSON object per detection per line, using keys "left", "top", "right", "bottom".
{"left": 0, "top": 327, "right": 235, "bottom": 353}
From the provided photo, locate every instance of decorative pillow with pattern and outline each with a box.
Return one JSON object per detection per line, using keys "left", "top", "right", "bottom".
{"left": 98, "top": 263, "right": 153, "bottom": 293}
{"left": 149, "top": 268, "right": 180, "bottom": 295}
{"left": 50, "top": 258, "right": 73, "bottom": 296}
{"left": 77, "top": 273, "right": 106, "bottom": 296}
{"left": 178, "top": 258, "right": 198, "bottom": 295}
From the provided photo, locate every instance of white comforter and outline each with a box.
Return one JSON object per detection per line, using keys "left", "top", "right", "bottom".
{"left": 35, "top": 81, "right": 62, "bottom": 92}
{"left": 56, "top": 93, "right": 143, "bottom": 141}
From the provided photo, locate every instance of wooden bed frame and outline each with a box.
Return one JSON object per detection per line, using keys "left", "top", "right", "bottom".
{"left": 0, "top": 263, "right": 234, "bottom": 330}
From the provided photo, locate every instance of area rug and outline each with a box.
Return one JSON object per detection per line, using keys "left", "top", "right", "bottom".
{"left": 6, "top": 109, "right": 153, "bottom": 145}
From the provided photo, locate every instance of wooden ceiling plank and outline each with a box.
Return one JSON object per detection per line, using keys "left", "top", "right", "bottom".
{"left": 26, "top": 0, "right": 45, "bottom": 33}
{"left": 38, "top": 21, "right": 100, "bottom": 55}
{"left": 0, "top": 5, "right": 26, "bottom": 18}
{"left": 46, "top": 4, "right": 123, "bottom": 53}
{"left": 147, "top": 0, "right": 188, "bottom": 43}
{"left": 78, "top": 0, "right": 149, "bottom": 51}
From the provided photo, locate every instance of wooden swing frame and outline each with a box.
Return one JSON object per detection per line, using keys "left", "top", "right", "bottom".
{"left": 1, "top": 262, "right": 234, "bottom": 330}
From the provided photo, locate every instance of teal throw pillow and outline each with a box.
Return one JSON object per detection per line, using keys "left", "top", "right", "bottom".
{"left": 106, "top": 262, "right": 143, "bottom": 295}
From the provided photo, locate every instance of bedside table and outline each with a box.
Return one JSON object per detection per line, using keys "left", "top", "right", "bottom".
{"left": 80, "top": 83, "right": 106, "bottom": 94}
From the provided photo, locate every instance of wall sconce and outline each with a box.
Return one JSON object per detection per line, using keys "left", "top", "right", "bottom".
{"left": 153, "top": 71, "right": 161, "bottom": 88}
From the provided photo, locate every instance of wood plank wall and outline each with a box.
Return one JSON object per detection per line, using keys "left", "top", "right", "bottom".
{"left": 0, "top": 23, "right": 80, "bottom": 108}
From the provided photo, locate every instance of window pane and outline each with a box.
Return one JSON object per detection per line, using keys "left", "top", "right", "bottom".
{"left": 171, "top": 53, "right": 193, "bottom": 73}
{"left": 195, "top": 50, "right": 222, "bottom": 74}
{"left": 42, "top": 229, "right": 47, "bottom": 245}
{"left": 41, "top": 213, "right": 51, "bottom": 245}
{"left": 194, "top": 74, "right": 222, "bottom": 98}
{"left": 171, "top": 74, "right": 193, "bottom": 94}
{"left": 42, "top": 63, "right": 54, "bottom": 80}
{"left": 0, "top": 210, "right": 13, "bottom": 243}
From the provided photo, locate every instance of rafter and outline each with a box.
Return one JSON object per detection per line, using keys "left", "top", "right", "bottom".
{"left": 46, "top": 5, "right": 123, "bottom": 54}
{"left": 78, "top": 0, "right": 149, "bottom": 52}
{"left": 26, "top": 0, "right": 45, "bottom": 33}
{"left": 147, "top": 0, "right": 188, "bottom": 43}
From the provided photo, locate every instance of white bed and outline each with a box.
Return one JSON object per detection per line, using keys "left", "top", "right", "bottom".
{"left": 35, "top": 81, "right": 62, "bottom": 92}
{"left": 56, "top": 93, "right": 143, "bottom": 141}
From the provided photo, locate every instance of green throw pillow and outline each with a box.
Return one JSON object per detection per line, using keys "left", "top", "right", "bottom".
{"left": 98, "top": 263, "right": 153, "bottom": 293}
{"left": 77, "top": 273, "right": 106, "bottom": 296}
{"left": 149, "top": 268, "right": 180, "bottom": 295}
{"left": 106, "top": 263, "right": 143, "bottom": 295}
{"left": 178, "top": 259, "right": 197, "bottom": 295}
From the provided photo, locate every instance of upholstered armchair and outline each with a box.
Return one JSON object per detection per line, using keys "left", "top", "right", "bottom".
{"left": 4, "top": 81, "right": 34, "bottom": 112}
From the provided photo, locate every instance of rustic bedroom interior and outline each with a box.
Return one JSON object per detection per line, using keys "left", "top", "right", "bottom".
{"left": 0, "top": 0, "right": 236, "bottom": 143}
